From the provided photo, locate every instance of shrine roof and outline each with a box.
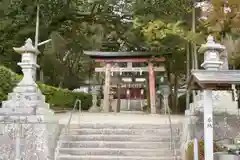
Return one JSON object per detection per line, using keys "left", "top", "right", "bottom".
{"left": 83, "top": 51, "right": 159, "bottom": 58}
{"left": 187, "top": 70, "right": 240, "bottom": 90}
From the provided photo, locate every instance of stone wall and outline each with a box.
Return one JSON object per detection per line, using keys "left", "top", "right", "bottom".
{"left": 181, "top": 109, "right": 240, "bottom": 159}
{"left": 189, "top": 111, "right": 240, "bottom": 141}
{"left": 0, "top": 120, "right": 61, "bottom": 160}
{"left": 47, "top": 123, "right": 61, "bottom": 160}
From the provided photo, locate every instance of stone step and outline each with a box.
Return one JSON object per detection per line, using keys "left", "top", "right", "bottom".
{"left": 59, "top": 141, "right": 175, "bottom": 149}
{"left": 60, "top": 134, "right": 178, "bottom": 142}
{"left": 58, "top": 148, "right": 179, "bottom": 157}
{"left": 68, "top": 123, "right": 180, "bottom": 130}
{"left": 62, "top": 128, "right": 174, "bottom": 135}
{"left": 57, "top": 155, "right": 179, "bottom": 160}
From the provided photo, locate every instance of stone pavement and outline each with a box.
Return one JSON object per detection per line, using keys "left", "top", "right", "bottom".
{"left": 56, "top": 112, "right": 184, "bottom": 125}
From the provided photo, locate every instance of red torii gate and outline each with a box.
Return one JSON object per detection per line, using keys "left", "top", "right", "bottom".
{"left": 84, "top": 51, "right": 166, "bottom": 113}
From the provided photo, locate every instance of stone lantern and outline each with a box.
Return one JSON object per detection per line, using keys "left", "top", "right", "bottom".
{"left": 199, "top": 35, "right": 224, "bottom": 160}
{"left": 88, "top": 85, "right": 101, "bottom": 113}
{"left": 188, "top": 35, "right": 228, "bottom": 160}
{"left": 0, "top": 39, "right": 56, "bottom": 160}
{"left": 199, "top": 35, "right": 224, "bottom": 71}
{"left": 0, "top": 38, "right": 53, "bottom": 115}
{"left": 187, "top": 35, "right": 240, "bottom": 160}
{"left": 159, "top": 75, "right": 171, "bottom": 114}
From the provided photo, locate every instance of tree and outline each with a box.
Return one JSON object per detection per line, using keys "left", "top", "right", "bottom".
{"left": 130, "top": 0, "right": 196, "bottom": 112}
{"left": 0, "top": 0, "right": 138, "bottom": 88}
{"left": 198, "top": 0, "right": 240, "bottom": 37}
{"left": 197, "top": 0, "right": 240, "bottom": 68}
{"left": 222, "top": 34, "right": 240, "bottom": 68}
{"left": 1, "top": 0, "right": 207, "bottom": 113}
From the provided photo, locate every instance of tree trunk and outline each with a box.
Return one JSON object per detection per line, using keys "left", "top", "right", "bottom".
{"left": 146, "top": 78, "right": 150, "bottom": 110}
{"left": 186, "top": 42, "right": 190, "bottom": 110}
{"left": 191, "top": 43, "right": 197, "bottom": 104}
{"left": 58, "top": 77, "right": 64, "bottom": 88}
{"left": 170, "top": 82, "right": 174, "bottom": 113}
{"left": 40, "top": 68, "right": 44, "bottom": 83}
{"left": 116, "top": 84, "right": 121, "bottom": 112}
{"left": 166, "top": 62, "right": 173, "bottom": 112}
{"left": 58, "top": 70, "right": 67, "bottom": 88}
{"left": 173, "top": 74, "right": 178, "bottom": 113}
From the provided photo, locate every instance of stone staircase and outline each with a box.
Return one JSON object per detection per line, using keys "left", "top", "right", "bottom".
{"left": 55, "top": 122, "right": 181, "bottom": 160}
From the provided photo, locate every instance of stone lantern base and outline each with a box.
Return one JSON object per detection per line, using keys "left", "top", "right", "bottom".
{"left": 0, "top": 81, "right": 57, "bottom": 160}
{"left": 88, "top": 106, "right": 101, "bottom": 112}
{"left": 1, "top": 84, "right": 54, "bottom": 115}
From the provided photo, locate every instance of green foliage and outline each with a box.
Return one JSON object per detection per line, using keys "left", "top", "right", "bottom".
{"left": 133, "top": 0, "right": 192, "bottom": 22}
{"left": 141, "top": 20, "right": 187, "bottom": 49}
{"left": 0, "top": 66, "right": 92, "bottom": 110}
{"left": 41, "top": 85, "right": 92, "bottom": 111}
{"left": 199, "top": 0, "right": 240, "bottom": 37}
{"left": 197, "top": 0, "right": 240, "bottom": 69}
{"left": 0, "top": 0, "right": 210, "bottom": 103}
{"left": 186, "top": 140, "right": 222, "bottom": 160}
{"left": 222, "top": 34, "right": 240, "bottom": 66}
{"left": 0, "top": 0, "right": 142, "bottom": 88}
{"left": 0, "top": 66, "right": 17, "bottom": 100}
{"left": 38, "top": 83, "right": 92, "bottom": 110}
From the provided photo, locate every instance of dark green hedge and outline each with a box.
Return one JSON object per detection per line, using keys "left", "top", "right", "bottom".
{"left": 0, "top": 66, "right": 17, "bottom": 101}
{"left": 0, "top": 66, "right": 92, "bottom": 111}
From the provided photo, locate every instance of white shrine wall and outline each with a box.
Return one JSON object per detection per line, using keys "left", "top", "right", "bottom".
{"left": 100, "top": 99, "right": 147, "bottom": 111}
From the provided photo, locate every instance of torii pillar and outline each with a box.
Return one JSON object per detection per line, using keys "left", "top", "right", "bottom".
{"left": 148, "top": 62, "right": 156, "bottom": 114}
{"left": 103, "top": 63, "right": 111, "bottom": 112}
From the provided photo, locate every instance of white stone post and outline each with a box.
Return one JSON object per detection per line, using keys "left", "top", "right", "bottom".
{"left": 199, "top": 35, "right": 224, "bottom": 160}
{"left": 194, "top": 138, "right": 199, "bottom": 160}
{"left": 92, "top": 86, "right": 97, "bottom": 107}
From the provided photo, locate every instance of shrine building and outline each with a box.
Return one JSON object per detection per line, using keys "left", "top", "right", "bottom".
{"left": 84, "top": 51, "right": 166, "bottom": 114}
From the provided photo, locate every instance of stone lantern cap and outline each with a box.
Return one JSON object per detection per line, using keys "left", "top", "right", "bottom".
{"left": 187, "top": 70, "right": 240, "bottom": 90}
{"left": 13, "top": 38, "right": 40, "bottom": 55}
{"left": 198, "top": 35, "right": 225, "bottom": 54}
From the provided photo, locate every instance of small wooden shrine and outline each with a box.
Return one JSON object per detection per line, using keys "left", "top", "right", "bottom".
{"left": 84, "top": 51, "right": 166, "bottom": 113}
